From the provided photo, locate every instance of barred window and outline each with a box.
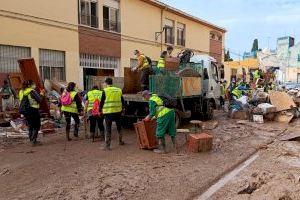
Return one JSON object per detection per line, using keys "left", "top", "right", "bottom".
{"left": 39, "top": 49, "right": 65, "bottom": 81}
{"left": 80, "top": 53, "right": 119, "bottom": 69}
{"left": 0, "top": 44, "right": 31, "bottom": 73}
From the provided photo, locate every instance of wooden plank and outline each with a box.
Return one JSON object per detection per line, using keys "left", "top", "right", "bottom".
{"left": 269, "top": 91, "right": 296, "bottom": 112}
{"left": 18, "top": 58, "right": 50, "bottom": 116}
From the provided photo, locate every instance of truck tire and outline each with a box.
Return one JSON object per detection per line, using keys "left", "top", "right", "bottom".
{"left": 206, "top": 101, "right": 214, "bottom": 120}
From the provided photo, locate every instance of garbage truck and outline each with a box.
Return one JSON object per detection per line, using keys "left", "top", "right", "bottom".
{"left": 122, "top": 54, "right": 224, "bottom": 128}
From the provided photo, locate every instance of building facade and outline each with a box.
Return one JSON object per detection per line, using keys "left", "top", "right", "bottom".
{"left": 0, "top": 0, "right": 226, "bottom": 89}
{"left": 277, "top": 36, "right": 300, "bottom": 82}
{"left": 0, "top": 0, "right": 80, "bottom": 84}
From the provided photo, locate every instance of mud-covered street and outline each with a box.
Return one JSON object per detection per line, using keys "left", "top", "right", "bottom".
{"left": 2, "top": 111, "right": 299, "bottom": 200}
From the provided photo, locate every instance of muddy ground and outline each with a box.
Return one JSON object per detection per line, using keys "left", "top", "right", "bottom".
{"left": 209, "top": 121, "right": 300, "bottom": 200}
{"left": 0, "top": 111, "right": 294, "bottom": 200}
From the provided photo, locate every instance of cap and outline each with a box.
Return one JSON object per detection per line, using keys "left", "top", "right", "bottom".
{"left": 141, "top": 90, "right": 151, "bottom": 97}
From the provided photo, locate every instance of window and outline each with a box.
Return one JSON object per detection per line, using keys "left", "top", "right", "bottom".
{"left": 177, "top": 23, "right": 185, "bottom": 46}
{"left": 79, "top": 0, "right": 98, "bottom": 28}
{"left": 231, "top": 68, "right": 237, "bottom": 76}
{"left": 210, "top": 33, "right": 215, "bottom": 40}
{"left": 165, "top": 19, "right": 174, "bottom": 44}
{"left": 0, "top": 45, "right": 31, "bottom": 73}
{"left": 298, "top": 54, "right": 300, "bottom": 62}
{"left": 80, "top": 54, "right": 119, "bottom": 69}
{"left": 103, "top": 3, "right": 120, "bottom": 33}
{"left": 39, "top": 49, "right": 65, "bottom": 81}
{"left": 218, "top": 36, "right": 222, "bottom": 41}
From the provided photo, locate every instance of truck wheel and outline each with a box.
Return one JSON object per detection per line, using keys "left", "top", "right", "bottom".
{"left": 175, "top": 111, "right": 181, "bottom": 128}
{"left": 206, "top": 102, "right": 214, "bottom": 120}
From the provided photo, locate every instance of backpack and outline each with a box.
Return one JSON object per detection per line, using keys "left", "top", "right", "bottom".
{"left": 19, "top": 95, "right": 31, "bottom": 115}
{"left": 60, "top": 91, "right": 72, "bottom": 106}
{"left": 159, "top": 95, "right": 177, "bottom": 108}
{"left": 91, "top": 98, "right": 101, "bottom": 116}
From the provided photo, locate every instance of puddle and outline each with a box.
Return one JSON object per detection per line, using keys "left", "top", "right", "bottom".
{"left": 196, "top": 153, "right": 259, "bottom": 200}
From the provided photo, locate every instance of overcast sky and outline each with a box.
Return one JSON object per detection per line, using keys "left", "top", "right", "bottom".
{"left": 161, "top": 0, "right": 300, "bottom": 59}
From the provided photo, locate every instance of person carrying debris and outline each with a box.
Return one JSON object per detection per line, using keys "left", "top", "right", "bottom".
{"left": 220, "top": 80, "right": 227, "bottom": 108}
{"left": 132, "top": 50, "right": 151, "bottom": 91}
{"left": 0, "top": 80, "right": 16, "bottom": 111}
{"left": 156, "top": 51, "right": 167, "bottom": 75}
{"left": 142, "top": 90, "right": 176, "bottom": 154}
{"left": 19, "top": 80, "right": 45, "bottom": 146}
{"left": 100, "top": 78, "right": 125, "bottom": 150}
{"left": 84, "top": 85, "right": 105, "bottom": 142}
{"left": 61, "top": 82, "right": 83, "bottom": 141}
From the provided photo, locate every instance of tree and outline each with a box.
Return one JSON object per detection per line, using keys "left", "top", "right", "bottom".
{"left": 251, "top": 39, "right": 259, "bottom": 52}
{"left": 224, "top": 50, "right": 233, "bottom": 61}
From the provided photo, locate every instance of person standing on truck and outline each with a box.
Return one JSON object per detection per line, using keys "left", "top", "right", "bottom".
{"left": 167, "top": 46, "right": 174, "bottom": 57}
{"left": 19, "top": 80, "right": 45, "bottom": 146}
{"left": 142, "top": 90, "right": 176, "bottom": 154}
{"left": 132, "top": 50, "right": 150, "bottom": 91}
{"left": 100, "top": 78, "right": 125, "bottom": 150}
{"left": 61, "top": 82, "right": 83, "bottom": 141}
{"left": 156, "top": 51, "right": 167, "bottom": 75}
{"left": 84, "top": 85, "right": 105, "bottom": 142}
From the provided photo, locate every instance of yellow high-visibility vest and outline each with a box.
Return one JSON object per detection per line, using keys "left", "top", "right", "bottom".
{"left": 87, "top": 90, "right": 103, "bottom": 111}
{"left": 19, "top": 88, "right": 39, "bottom": 109}
{"left": 140, "top": 54, "right": 149, "bottom": 69}
{"left": 150, "top": 94, "right": 171, "bottom": 118}
{"left": 232, "top": 87, "right": 242, "bottom": 98}
{"left": 157, "top": 58, "right": 165, "bottom": 68}
{"left": 102, "top": 86, "right": 122, "bottom": 114}
{"left": 61, "top": 91, "right": 78, "bottom": 114}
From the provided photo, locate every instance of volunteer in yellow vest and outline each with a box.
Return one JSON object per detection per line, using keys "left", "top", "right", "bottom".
{"left": 142, "top": 90, "right": 176, "bottom": 154}
{"left": 84, "top": 85, "right": 104, "bottom": 141}
{"left": 156, "top": 51, "right": 167, "bottom": 75}
{"left": 19, "top": 80, "right": 44, "bottom": 146}
{"left": 100, "top": 78, "right": 125, "bottom": 150}
{"left": 133, "top": 50, "right": 151, "bottom": 91}
{"left": 61, "top": 82, "right": 83, "bottom": 141}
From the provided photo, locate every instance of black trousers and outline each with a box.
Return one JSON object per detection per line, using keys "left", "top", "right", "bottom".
{"left": 24, "top": 108, "right": 41, "bottom": 143}
{"left": 89, "top": 115, "right": 105, "bottom": 134}
{"left": 140, "top": 68, "right": 151, "bottom": 91}
{"left": 104, "top": 112, "right": 122, "bottom": 146}
{"left": 64, "top": 111, "right": 80, "bottom": 135}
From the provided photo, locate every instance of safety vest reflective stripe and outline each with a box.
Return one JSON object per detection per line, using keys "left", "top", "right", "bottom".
{"left": 157, "top": 58, "right": 165, "bottom": 68}
{"left": 140, "top": 54, "right": 149, "bottom": 69}
{"left": 20, "top": 88, "right": 39, "bottom": 109}
{"left": 61, "top": 91, "right": 78, "bottom": 114}
{"left": 87, "top": 90, "right": 103, "bottom": 111}
{"left": 232, "top": 88, "right": 242, "bottom": 98}
{"left": 103, "top": 86, "right": 122, "bottom": 114}
{"left": 150, "top": 94, "right": 171, "bottom": 118}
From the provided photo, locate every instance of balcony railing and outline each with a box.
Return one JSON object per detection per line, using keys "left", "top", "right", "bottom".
{"left": 80, "top": 14, "right": 98, "bottom": 28}
{"left": 103, "top": 19, "right": 121, "bottom": 33}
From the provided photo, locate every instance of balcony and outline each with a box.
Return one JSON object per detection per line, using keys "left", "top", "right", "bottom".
{"left": 80, "top": 14, "right": 98, "bottom": 28}
{"left": 103, "top": 19, "right": 121, "bottom": 33}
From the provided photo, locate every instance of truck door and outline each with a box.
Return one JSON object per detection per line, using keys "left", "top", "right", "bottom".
{"left": 209, "top": 62, "right": 220, "bottom": 99}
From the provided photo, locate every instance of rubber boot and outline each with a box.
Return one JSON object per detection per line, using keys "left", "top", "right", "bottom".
{"left": 99, "top": 131, "right": 105, "bottom": 141}
{"left": 118, "top": 132, "right": 125, "bottom": 145}
{"left": 74, "top": 124, "right": 79, "bottom": 138}
{"left": 90, "top": 132, "right": 95, "bottom": 142}
{"left": 153, "top": 138, "right": 166, "bottom": 154}
{"left": 101, "top": 133, "right": 111, "bottom": 151}
{"left": 66, "top": 129, "right": 72, "bottom": 141}
{"left": 171, "top": 137, "right": 177, "bottom": 148}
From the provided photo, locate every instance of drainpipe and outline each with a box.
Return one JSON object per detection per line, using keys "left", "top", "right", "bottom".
{"left": 160, "top": 6, "right": 167, "bottom": 52}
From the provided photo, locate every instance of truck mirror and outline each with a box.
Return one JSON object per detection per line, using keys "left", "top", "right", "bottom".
{"left": 203, "top": 68, "right": 209, "bottom": 80}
